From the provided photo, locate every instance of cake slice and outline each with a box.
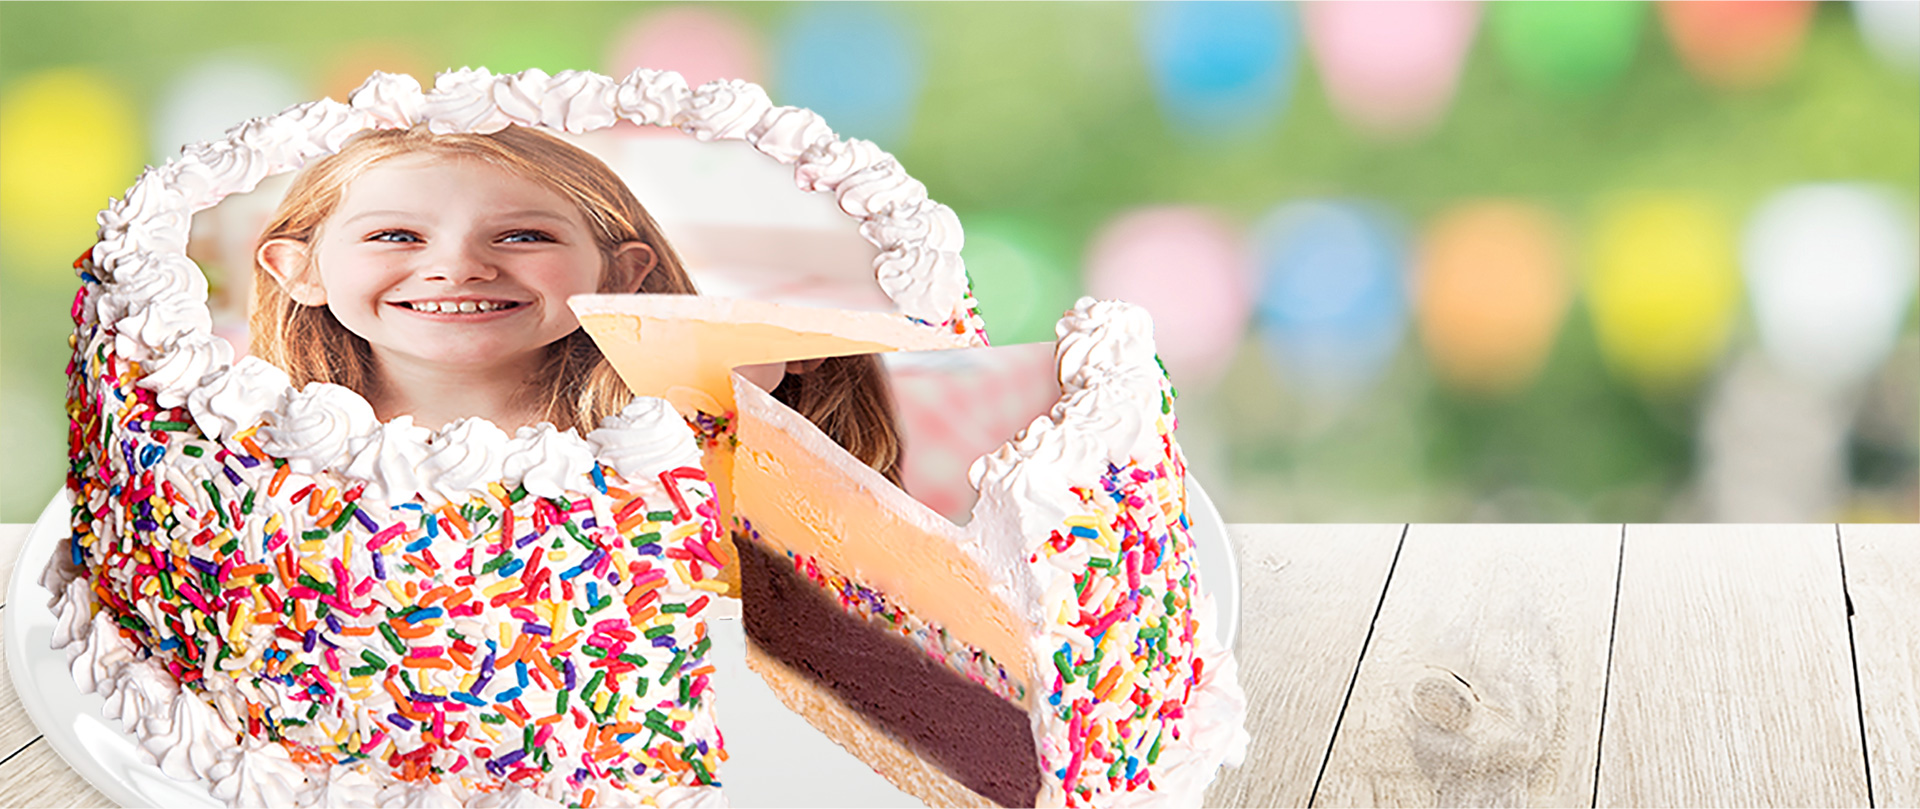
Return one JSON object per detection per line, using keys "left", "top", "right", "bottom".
{"left": 575, "top": 294, "right": 1247, "bottom": 806}
{"left": 729, "top": 298, "right": 1246, "bottom": 807}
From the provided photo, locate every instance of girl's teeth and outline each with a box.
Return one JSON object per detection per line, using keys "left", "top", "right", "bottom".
{"left": 409, "top": 301, "right": 510, "bottom": 313}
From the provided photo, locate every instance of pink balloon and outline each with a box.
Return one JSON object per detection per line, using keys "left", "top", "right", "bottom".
{"left": 1303, "top": 0, "right": 1481, "bottom": 140}
{"left": 605, "top": 7, "right": 765, "bottom": 88}
{"left": 1084, "top": 207, "right": 1254, "bottom": 389}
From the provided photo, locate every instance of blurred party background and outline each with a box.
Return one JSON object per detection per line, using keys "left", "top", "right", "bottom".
{"left": 1, "top": 1, "right": 1915, "bottom": 524}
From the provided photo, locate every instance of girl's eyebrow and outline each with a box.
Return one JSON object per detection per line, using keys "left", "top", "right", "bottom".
{"left": 489, "top": 210, "right": 575, "bottom": 224}
{"left": 335, "top": 209, "right": 576, "bottom": 227}
{"left": 338, "top": 210, "right": 424, "bottom": 227}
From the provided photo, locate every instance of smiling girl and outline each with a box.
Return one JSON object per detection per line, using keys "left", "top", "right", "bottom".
{"left": 251, "top": 125, "right": 902, "bottom": 480}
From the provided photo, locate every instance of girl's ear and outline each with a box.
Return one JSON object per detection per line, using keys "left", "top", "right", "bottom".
{"left": 609, "top": 241, "right": 658, "bottom": 294}
{"left": 257, "top": 239, "right": 327, "bottom": 306}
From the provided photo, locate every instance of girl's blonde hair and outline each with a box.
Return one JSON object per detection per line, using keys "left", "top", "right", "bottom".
{"left": 251, "top": 124, "right": 901, "bottom": 479}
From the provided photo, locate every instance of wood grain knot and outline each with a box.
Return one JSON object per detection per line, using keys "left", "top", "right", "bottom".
{"left": 1412, "top": 674, "right": 1475, "bottom": 732}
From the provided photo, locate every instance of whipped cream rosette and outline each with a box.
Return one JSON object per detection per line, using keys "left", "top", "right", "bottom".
{"left": 59, "top": 67, "right": 987, "bottom": 807}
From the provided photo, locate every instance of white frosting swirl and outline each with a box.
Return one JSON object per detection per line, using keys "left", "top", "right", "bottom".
{"left": 70, "top": 611, "right": 132, "bottom": 694}
{"left": 681, "top": 78, "right": 773, "bottom": 141}
{"left": 189, "top": 356, "right": 292, "bottom": 443}
{"left": 496, "top": 69, "right": 620, "bottom": 134}
{"left": 108, "top": 253, "right": 210, "bottom": 318}
{"left": 102, "top": 664, "right": 180, "bottom": 735}
{"left": 225, "top": 111, "right": 320, "bottom": 174}
{"left": 875, "top": 244, "right": 969, "bottom": 324}
{"left": 586, "top": 397, "right": 701, "bottom": 483}
{"left": 1055, "top": 297, "right": 1160, "bottom": 396}
{"left": 499, "top": 422, "right": 596, "bottom": 499}
{"left": 137, "top": 331, "right": 233, "bottom": 408}
{"left": 96, "top": 173, "right": 193, "bottom": 263}
{"left": 969, "top": 415, "right": 1108, "bottom": 544}
{"left": 258, "top": 382, "right": 381, "bottom": 475}
{"left": 348, "top": 71, "right": 425, "bottom": 128}
{"left": 342, "top": 415, "right": 436, "bottom": 503}
{"left": 273, "top": 99, "right": 375, "bottom": 161}
{"left": 860, "top": 199, "right": 965, "bottom": 253}
{"left": 418, "top": 416, "right": 513, "bottom": 500}
{"left": 312, "top": 767, "right": 383, "bottom": 807}
{"left": 749, "top": 106, "right": 835, "bottom": 163}
{"left": 50, "top": 577, "right": 95, "bottom": 651}
{"left": 172, "top": 140, "right": 273, "bottom": 212}
{"left": 794, "top": 138, "right": 888, "bottom": 193}
{"left": 146, "top": 685, "right": 238, "bottom": 781}
{"left": 114, "top": 290, "right": 212, "bottom": 361}
{"left": 421, "top": 68, "right": 515, "bottom": 135}
{"left": 612, "top": 69, "right": 690, "bottom": 127}
{"left": 209, "top": 741, "right": 312, "bottom": 807}
{"left": 835, "top": 158, "right": 929, "bottom": 218}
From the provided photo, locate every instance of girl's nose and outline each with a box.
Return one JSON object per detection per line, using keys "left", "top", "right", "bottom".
{"left": 421, "top": 241, "right": 497, "bottom": 283}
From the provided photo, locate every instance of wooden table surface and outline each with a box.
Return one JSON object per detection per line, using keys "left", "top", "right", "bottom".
{"left": 0, "top": 523, "right": 1913, "bottom": 808}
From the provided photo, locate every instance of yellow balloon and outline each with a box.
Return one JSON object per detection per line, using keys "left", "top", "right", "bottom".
{"left": 1586, "top": 195, "right": 1741, "bottom": 392}
{"left": 0, "top": 70, "right": 142, "bottom": 276}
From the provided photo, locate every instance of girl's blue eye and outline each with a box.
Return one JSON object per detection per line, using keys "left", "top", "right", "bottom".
{"left": 369, "top": 230, "right": 420, "bottom": 243}
{"left": 501, "top": 230, "right": 555, "bottom": 244}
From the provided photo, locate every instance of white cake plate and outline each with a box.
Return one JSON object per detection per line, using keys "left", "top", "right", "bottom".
{"left": 7, "top": 484, "right": 1237, "bottom": 808}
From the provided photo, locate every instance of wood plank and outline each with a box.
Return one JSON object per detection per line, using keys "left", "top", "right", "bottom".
{"left": 1841, "top": 523, "right": 1920, "bottom": 808}
{"left": 1204, "top": 524, "right": 1403, "bottom": 808}
{"left": 1596, "top": 525, "right": 1868, "bottom": 807}
{"left": 0, "top": 740, "right": 112, "bottom": 808}
{"left": 0, "top": 523, "right": 31, "bottom": 608}
{"left": 0, "top": 632, "right": 42, "bottom": 763}
{"left": 1315, "top": 524, "right": 1620, "bottom": 807}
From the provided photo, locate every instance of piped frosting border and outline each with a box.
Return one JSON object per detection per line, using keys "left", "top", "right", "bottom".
{"left": 85, "top": 66, "right": 987, "bottom": 510}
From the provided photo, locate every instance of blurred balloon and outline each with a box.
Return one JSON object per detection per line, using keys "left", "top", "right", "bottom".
{"left": 1252, "top": 201, "right": 1409, "bottom": 399}
{"left": 1084, "top": 207, "right": 1254, "bottom": 389}
{"left": 1490, "top": 1, "right": 1647, "bottom": 97}
{"left": 1139, "top": 1, "right": 1298, "bottom": 138}
{"left": 1659, "top": 0, "right": 1813, "bottom": 90}
{"left": 1741, "top": 184, "right": 1919, "bottom": 391}
{"left": 154, "top": 56, "right": 304, "bottom": 160}
{"left": 1414, "top": 201, "right": 1571, "bottom": 396}
{"left": 1302, "top": 1, "right": 1481, "bottom": 140}
{"left": 775, "top": 4, "right": 922, "bottom": 147}
{"left": 1586, "top": 195, "right": 1740, "bottom": 392}
{"left": 606, "top": 6, "right": 765, "bottom": 88}
{"left": 1855, "top": 0, "right": 1920, "bottom": 76}
{"left": 0, "top": 69, "right": 141, "bottom": 273}
{"left": 962, "top": 216, "right": 1081, "bottom": 345}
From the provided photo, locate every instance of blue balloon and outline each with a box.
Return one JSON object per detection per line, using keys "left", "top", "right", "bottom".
{"left": 1141, "top": 1, "right": 1297, "bottom": 138}
{"left": 1252, "top": 201, "right": 1409, "bottom": 398}
{"left": 775, "top": 5, "right": 922, "bottom": 148}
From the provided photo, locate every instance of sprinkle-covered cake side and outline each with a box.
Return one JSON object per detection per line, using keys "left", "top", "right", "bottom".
{"left": 64, "top": 257, "right": 729, "bottom": 805}
{"left": 967, "top": 298, "right": 1249, "bottom": 808}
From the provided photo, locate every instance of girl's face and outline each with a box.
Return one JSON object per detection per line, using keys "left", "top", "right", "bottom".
{"left": 262, "top": 153, "right": 652, "bottom": 379}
